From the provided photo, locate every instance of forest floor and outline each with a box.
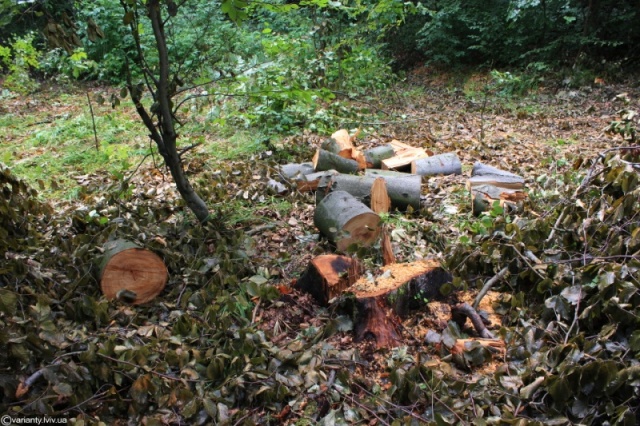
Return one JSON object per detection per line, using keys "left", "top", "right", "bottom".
{"left": 2, "top": 70, "right": 640, "bottom": 424}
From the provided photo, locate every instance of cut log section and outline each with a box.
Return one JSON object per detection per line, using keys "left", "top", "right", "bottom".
{"left": 471, "top": 184, "right": 527, "bottom": 215}
{"left": 364, "top": 144, "right": 395, "bottom": 169}
{"left": 277, "top": 162, "right": 315, "bottom": 180}
{"left": 317, "top": 173, "right": 421, "bottom": 211}
{"left": 99, "top": 239, "right": 168, "bottom": 304}
{"left": 314, "top": 190, "right": 381, "bottom": 251}
{"left": 469, "top": 162, "right": 525, "bottom": 189}
{"left": 468, "top": 162, "right": 526, "bottom": 215}
{"left": 312, "top": 149, "right": 359, "bottom": 174}
{"left": 411, "top": 153, "right": 462, "bottom": 176}
{"left": 370, "top": 177, "right": 391, "bottom": 214}
{"left": 295, "top": 169, "right": 339, "bottom": 192}
{"left": 321, "top": 129, "right": 354, "bottom": 159}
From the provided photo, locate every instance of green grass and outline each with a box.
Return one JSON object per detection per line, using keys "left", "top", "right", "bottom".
{"left": 0, "top": 86, "right": 274, "bottom": 201}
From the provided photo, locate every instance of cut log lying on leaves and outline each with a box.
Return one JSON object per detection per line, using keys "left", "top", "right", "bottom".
{"left": 471, "top": 184, "right": 527, "bottom": 215}
{"left": 381, "top": 144, "right": 430, "bottom": 171}
{"left": 295, "top": 169, "right": 339, "bottom": 192}
{"left": 99, "top": 239, "right": 168, "bottom": 304}
{"left": 364, "top": 144, "right": 395, "bottom": 168}
{"left": 321, "top": 129, "right": 354, "bottom": 159}
{"left": 468, "top": 162, "right": 526, "bottom": 215}
{"left": 313, "top": 149, "right": 359, "bottom": 174}
{"left": 316, "top": 172, "right": 421, "bottom": 211}
{"left": 469, "top": 162, "right": 525, "bottom": 189}
{"left": 411, "top": 152, "right": 462, "bottom": 176}
{"left": 277, "top": 162, "right": 315, "bottom": 180}
{"left": 314, "top": 190, "right": 381, "bottom": 251}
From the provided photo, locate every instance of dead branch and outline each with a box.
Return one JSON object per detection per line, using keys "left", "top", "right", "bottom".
{"left": 473, "top": 267, "right": 509, "bottom": 310}
{"left": 451, "top": 302, "right": 495, "bottom": 339}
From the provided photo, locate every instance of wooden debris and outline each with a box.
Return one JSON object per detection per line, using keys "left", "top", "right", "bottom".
{"left": 411, "top": 152, "right": 462, "bottom": 176}
{"left": 313, "top": 149, "right": 359, "bottom": 174}
{"left": 468, "top": 162, "right": 527, "bottom": 215}
{"left": 296, "top": 254, "right": 354, "bottom": 305}
{"left": 364, "top": 144, "right": 395, "bottom": 168}
{"left": 451, "top": 302, "right": 495, "bottom": 339}
{"left": 370, "top": 177, "right": 391, "bottom": 214}
{"left": 316, "top": 172, "right": 421, "bottom": 211}
{"left": 321, "top": 129, "right": 354, "bottom": 159}
{"left": 99, "top": 239, "right": 168, "bottom": 304}
{"left": 314, "top": 190, "right": 381, "bottom": 251}
{"left": 379, "top": 140, "right": 430, "bottom": 171}
{"left": 381, "top": 230, "right": 396, "bottom": 266}
{"left": 450, "top": 338, "right": 505, "bottom": 355}
{"left": 277, "top": 162, "right": 315, "bottom": 180}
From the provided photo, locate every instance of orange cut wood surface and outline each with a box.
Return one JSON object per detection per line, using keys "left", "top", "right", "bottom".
{"left": 101, "top": 248, "right": 168, "bottom": 304}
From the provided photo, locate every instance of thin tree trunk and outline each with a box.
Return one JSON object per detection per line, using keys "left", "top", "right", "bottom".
{"left": 145, "top": 1, "right": 210, "bottom": 223}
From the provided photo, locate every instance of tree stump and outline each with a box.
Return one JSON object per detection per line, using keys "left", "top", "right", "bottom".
{"left": 298, "top": 257, "right": 450, "bottom": 348}
{"left": 314, "top": 191, "right": 381, "bottom": 251}
{"left": 411, "top": 152, "right": 462, "bottom": 176}
{"left": 99, "top": 239, "right": 168, "bottom": 304}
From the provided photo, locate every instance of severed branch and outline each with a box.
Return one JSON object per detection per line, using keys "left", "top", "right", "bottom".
{"left": 451, "top": 302, "right": 495, "bottom": 339}
{"left": 473, "top": 266, "right": 509, "bottom": 310}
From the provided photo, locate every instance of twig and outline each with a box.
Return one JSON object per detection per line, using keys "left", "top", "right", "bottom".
{"left": 177, "top": 142, "right": 202, "bottom": 158}
{"left": 451, "top": 303, "right": 495, "bottom": 339}
{"left": 473, "top": 267, "right": 509, "bottom": 310}
{"left": 251, "top": 299, "right": 261, "bottom": 324}
{"left": 545, "top": 207, "right": 566, "bottom": 244}
{"left": 245, "top": 223, "right": 277, "bottom": 236}
{"left": 564, "top": 285, "right": 582, "bottom": 345}
{"left": 97, "top": 353, "right": 204, "bottom": 382}
{"left": 86, "top": 91, "right": 100, "bottom": 151}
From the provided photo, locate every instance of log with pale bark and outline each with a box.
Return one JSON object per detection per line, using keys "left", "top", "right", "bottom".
{"left": 277, "top": 162, "right": 315, "bottom": 180}
{"left": 321, "top": 129, "right": 354, "bottom": 159}
{"left": 411, "top": 152, "right": 462, "bottom": 176}
{"left": 316, "top": 172, "right": 421, "bottom": 211}
{"left": 468, "top": 162, "right": 526, "bottom": 215}
{"left": 314, "top": 190, "right": 381, "bottom": 251}
{"left": 313, "top": 149, "right": 359, "bottom": 174}
{"left": 364, "top": 144, "right": 395, "bottom": 168}
{"left": 297, "top": 257, "right": 450, "bottom": 348}
{"left": 99, "top": 239, "right": 168, "bottom": 304}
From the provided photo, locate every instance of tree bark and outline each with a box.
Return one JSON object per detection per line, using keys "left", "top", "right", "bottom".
{"left": 317, "top": 172, "right": 421, "bottom": 211}
{"left": 125, "top": 1, "right": 210, "bottom": 223}
{"left": 314, "top": 190, "right": 381, "bottom": 251}
{"left": 411, "top": 153, "right": 462, "bottom": 176}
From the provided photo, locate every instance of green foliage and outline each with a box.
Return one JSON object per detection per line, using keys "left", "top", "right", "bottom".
{"left": 0, "top": 32, "right": 41, "bottom": 94}
{"left": 40, "top": 47, "right": 99, "bottom": 80}
{"left": 408, "top": 0, "right": 640, "bottom": 68}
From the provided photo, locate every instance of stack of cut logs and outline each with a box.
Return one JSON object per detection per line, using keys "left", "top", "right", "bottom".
{"left": 277, "top": 129, "right": 525, "bottom": 348}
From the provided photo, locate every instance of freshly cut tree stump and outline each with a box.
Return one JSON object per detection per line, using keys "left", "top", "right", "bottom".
{"left": 317, "top": 173, "right": 421, "bottom": 211}
{"left": 99, "top": 239, "right": 168, "bottom": 304}
{"left": 314, "top": 191, "right": 381, "bottom": 251}
{"left": 295, "top": 254, "right": 356, "bottom": 305}
{"left": 364, "top": 144, "right": 395, "bottom": 168}
{"left": 313, "top": 149, "right": 359, "bottom": 174}
{"left": 411, "top": 152, "right": 462, "bottom": 176}
{"left": 468, "top": 162, "right": 526, "bottom": 215}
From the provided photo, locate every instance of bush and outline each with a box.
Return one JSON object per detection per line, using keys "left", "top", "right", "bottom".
{"left": 0, "top": 32, "right": 41, "bottom": 94}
